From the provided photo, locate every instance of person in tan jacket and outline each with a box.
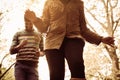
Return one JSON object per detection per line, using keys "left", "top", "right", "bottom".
{"left": 25, "top": 0, "right": 114, "bottom": 80}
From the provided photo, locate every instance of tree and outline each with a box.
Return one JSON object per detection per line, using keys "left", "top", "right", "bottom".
{"left": 84, "top": 0, "right": 120, "bottom": 79}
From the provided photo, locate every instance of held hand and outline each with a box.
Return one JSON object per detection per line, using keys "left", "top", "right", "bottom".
{"left": 36, "top": 50, "right": 45, "bottom": 57}
{"left": 25, "top": 10, "right": 37, "bottom": 22}
{"left": 36, "top": 49, "right": 41, "bottom": 57}
{"left": 101, "top": 37, "right": 114, "bottom": 46}
{"left": 39, "top": 51, "right": 45, "bottom": 57}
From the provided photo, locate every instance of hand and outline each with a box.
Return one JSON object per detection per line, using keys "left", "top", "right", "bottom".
{"left": 36, "top": 51, "right": 45, "bottom": 57}
{"left": 25, "top": 10, "right": 37, "bottom": 22}
{"left": 36, "top": 51, "right": 40, "bottom": 57}
{"left": 19, "top": 39, "right": 28, "bottom": 48}
{"left": 101, "top": 37, "right": 114, "bottom": 46}
{"left": 15, "top": 39, "right": 27, "bottom": 50}
{"left": 40, "top": 51, "right": 45, "bottom": 57}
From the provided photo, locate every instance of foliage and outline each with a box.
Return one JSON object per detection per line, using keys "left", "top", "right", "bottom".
{"left": 84, "top": 0, "right": 120, "bottom": 79}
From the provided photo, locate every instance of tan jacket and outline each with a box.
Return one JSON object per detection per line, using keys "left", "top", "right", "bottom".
{"left": 34, "top": 0, "right": 102, "bottom": 50}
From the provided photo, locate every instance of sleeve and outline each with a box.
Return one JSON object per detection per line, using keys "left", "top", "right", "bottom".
{"left": 39, "top": 34, "right": 44, "bottom": 51}
{"left": 79, "top": 1, "right": 102, "bottom": 45}
{"left": 33, "top": 0, "right": 50, "bottom": 33}
{"left": 41, "top": 0, "right": 50, "bottom": 27}
{"left": 9, "top": 32, "right": 19, "bottom": 54}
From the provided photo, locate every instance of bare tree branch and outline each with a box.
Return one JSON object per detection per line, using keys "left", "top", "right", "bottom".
{"left": 113, "top": 18, "right": 120, "bottom": 32}
{"left": 85, "top": 18, "right": 97, "bottom": 33}
{"left": 85, "top": 8, "right": 107, "bottom": 29}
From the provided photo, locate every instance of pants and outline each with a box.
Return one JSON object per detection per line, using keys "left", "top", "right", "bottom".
{"left": 14, "top": 61, "right": 39, "bottom": 80}
{"left": 45, "top": 37, "right": 85, "bottom": 80}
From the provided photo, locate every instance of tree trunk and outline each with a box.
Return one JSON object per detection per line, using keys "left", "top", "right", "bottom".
{"left": 108, "top": 47, "right": 119, "bottom": 80}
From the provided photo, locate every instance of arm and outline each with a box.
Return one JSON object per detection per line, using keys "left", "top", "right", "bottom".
{"left": 10, "top": 38, "right": 27, "bottom": 55}
{"left": 25, "top": 11, "right": 47, "bottom": 33}
{"left": 35, "top": 33, "right": 45, "bottom": 57}
{"left": 39, "top": 34, "right": 45, "bottom": 57}
{"left": 39, "top": 35, "right": 44, "bottom": 52}
{"left": 10, "top": 32, "right": 19, "bottom": 54}
{"left": 79, "top": 1, "right": 114, "bottom": 45}
{"left": 25, "top": 1, "right": 50, "bottom": 33}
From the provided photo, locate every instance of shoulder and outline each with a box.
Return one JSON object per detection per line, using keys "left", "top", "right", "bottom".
{"left": 33, "top": 30, "right": 40, "bottom": 34}
{"left": 33, "top": 31, "right": 41, "bottom": 37}
{"left": 14, "top": 30, "right": 23, "bottom": 36}
{"left": 44, "top": 0, "right": 58, "bottom": 6}
{"left": 74, "top": 0, "right": 84, "bottom": 10}
{"left": 44, "top": 0, "right": 53, "bottom": 5}
{"left": 14, "top": 30, "right": 28, "bottom": 38}
{"left": 75, "top": 0, "right": 84, "bottom": 5}
{"left": 17, "top": 30, "right": 26, "bottom": 35}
